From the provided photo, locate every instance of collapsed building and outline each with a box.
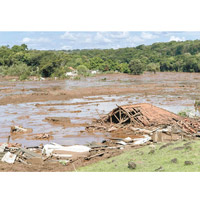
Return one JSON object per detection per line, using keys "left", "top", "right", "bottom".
{"left": 87, "top": 103, "right": 200, "bottom": 142}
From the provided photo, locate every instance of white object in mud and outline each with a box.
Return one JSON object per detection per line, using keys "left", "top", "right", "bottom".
{"left": 117, "top": 141, "right": 127, "bottom": 145}
{"left": 1, "top": 152, "right": 16, "bottom": 164}
{"left": 0, "top": 143, "right": 7, "bottom": 153}
{"left": 52, "top": 154, "right": 72, "bottom": 158}
{"left": 134, "top": 135, "right": 151, "bottom": 145}
{"left": 123, "top": 137, "right": 133, "bottom": 142}
{"left": 42, "top": 143, "right": 91, "bottom": 156}
{"left": 11, "top": 125, "right": 28, "bottom": 133}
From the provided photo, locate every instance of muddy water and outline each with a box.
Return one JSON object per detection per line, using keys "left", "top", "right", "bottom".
{"left": 1, "top": 72, "right": 200, "bottom": 146}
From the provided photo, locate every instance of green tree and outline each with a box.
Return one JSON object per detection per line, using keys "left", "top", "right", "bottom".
{"left": 146, "top": 63, "right": 160, "bottom": 74}
{"left": 129, "top": 59, "right": 144, "bottom": 75}
{"left": 77, "top": 65, "right": 89, "bottom": 75}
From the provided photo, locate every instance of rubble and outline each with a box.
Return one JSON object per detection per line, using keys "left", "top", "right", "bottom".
{"left": 87, "top": 103, "right": 200, "bottom": 143}
{"left": 33, "top": 133, "right": 53, "bottom": 140}
{"left": 1, "top": 152, "right": 16, "bottom": 164}
{"left": 2, "top": 103, "right": 200, "bottom": 169}
{"left": 10, "top": 125, "right": 33, "bottom": 134}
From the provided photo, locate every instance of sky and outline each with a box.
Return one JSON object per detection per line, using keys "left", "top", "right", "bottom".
{"left": 0, "top": 31, "right": 200, "bottom": 50}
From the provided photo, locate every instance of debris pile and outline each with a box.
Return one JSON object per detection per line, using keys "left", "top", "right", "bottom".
{"left": 87, "top": 103, "right": 200, "bottom": 142}
{"left": 10, "top": 125, "right": 33, "bottom": 134}
{"left": 33, "top": 133, "right": 53, "bottom": 140}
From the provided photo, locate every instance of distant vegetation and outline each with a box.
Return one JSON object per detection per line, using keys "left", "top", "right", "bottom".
{"left": 2, "top": 40, "right": 200, "bottom": 78}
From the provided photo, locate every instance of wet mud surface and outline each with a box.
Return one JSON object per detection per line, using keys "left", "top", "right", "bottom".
{"left": 1, "top": 72, "right": 200, "bottom": 147}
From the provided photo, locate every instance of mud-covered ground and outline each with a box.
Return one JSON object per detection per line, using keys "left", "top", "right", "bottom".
{"left": 1, "top": 72, "right": 200, "bottom": 171}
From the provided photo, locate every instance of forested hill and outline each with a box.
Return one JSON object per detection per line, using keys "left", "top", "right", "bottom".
{"left": 1, "top": 40, "right": 200, "bottom": 79}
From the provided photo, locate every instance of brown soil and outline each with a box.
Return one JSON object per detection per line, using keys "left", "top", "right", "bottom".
{"left": 1, "top": 72, "right": 200, "bottom": 105}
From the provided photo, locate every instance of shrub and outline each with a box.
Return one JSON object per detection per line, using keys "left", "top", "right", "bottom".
{"left": 178, "top": 110, "right": 189, "bottom": 117}
{"left": 77, "top": 65, "right": 89, "bottom": 76}
{"left": 2, "top": 63, "right": 31, "bottom": 79}
{"left": 129, "top": 59, "right": 144, "bottom": 75}
{"left": 146, "top": 63, "right": 160, "bottom": 74}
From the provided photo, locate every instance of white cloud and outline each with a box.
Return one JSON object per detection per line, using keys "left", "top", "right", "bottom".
{"left": 141, "top": 32, "right": 158, "bottom": 40}
{"left": 94, "top": 32, "right": 111, "bottom": 43}
{"left": 61, "top": 45, "right": 72, "bottom": 50}
{"left": 109, "top": 31, "right": 129, "bottom": 39}
{"left": 22, "top": 37, "right": 31, "bottom": 43}
{"left": 60, "top": 32, "right": 77, "bottom": 40}
{"left": 22, "top": 37, "right": 50, "bottom": 43}
{"left": 128, "top": 35, "right": 144, "bottom": 44}
{"left": 169, "top": 36, "right": 185, "bottom": 42}
{"left": 85, "top": 38, "right": 92, "bottom": 43}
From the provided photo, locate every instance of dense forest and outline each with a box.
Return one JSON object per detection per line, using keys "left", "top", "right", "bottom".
{"left": 1, "top": 40, "right": 200, "bottom": 79}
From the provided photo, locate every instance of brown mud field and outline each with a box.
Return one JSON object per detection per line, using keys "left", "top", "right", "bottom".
{"left": 1, "top": 72, "right": 200, "bottom": 171}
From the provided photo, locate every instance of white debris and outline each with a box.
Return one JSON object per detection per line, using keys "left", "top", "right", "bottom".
{"left": 0, "top": 143, "right": 7, "bottom": 153}
{"left": 130, "top": 127, "right": 152, "bottom": 134}
{"left": 107, "top": 147, "right": 117, "bottom": 149}
{"left": 42, "top": 143, "right": 91, "bottom": 156}
{"left": 11, "top": 125, "right": 28, "bottom": 133}
{"left": 116, "top": 141, "right": 127, "bottom": 146}
{"left": 1, "top": 152, "right": 16, "bottom": 164}
{"left": 63, "top": 145, "right": 91, "bottom": 152}
{"left": 123, "top": 137, "right": 133, "bottom": 142}
{"left": 108, "top": 127, "right": 118, "bottom": 132}
{"left": 134, "top": 135, "right": 151, "bottom": 145}
{"left": 52, "top": 154, "right": 72, "bottom": 158}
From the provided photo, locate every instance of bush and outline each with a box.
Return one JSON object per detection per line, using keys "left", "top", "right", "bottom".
{"left": 178, "top": 110, "right": 189, "bottom": 117}
{"left": 77, "top": 65, "right": 89, "bottom": 76}
{"left": 1, "top": 63, "right": 31, "bottom": 79}
{"left": 129, "top": 59, "right": 144, "bottom": 75}
{"left": 146, "top": 63, "right": 160, "bottom": 74}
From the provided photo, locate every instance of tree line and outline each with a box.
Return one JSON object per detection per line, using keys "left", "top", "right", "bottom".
{"left": 1, "top": 40, "right": 200, "bottom": 79}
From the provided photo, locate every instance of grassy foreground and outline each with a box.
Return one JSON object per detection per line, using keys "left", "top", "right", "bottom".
{"left": 78, "top": 140, "right": 200, "bottom": 172}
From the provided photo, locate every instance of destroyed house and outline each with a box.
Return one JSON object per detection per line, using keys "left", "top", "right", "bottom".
{"left": 101, "top": 103, "right": 181, "bottom": 127}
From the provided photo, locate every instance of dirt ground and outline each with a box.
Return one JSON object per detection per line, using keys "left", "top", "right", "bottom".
{"left": 1, "top": 72, "right": 200, "bottom": 171}
{"left": 1, "top": 72, "right": 200, "bottom": 105}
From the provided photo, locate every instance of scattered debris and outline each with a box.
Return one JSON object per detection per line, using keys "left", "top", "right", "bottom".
{"left": 10, "top": 125, "right": 32, "bottom": 134}
{"left": 1, "top": 152, "right": 16, "bottom": 164}
{"left": 87, "top": 103, "right": 200, "bottom": 145}
{"left": 42, "top": 143, "right": 91, "bottom": 157}
{"left": 171, "top": 158, "right": 178, "bottom": 163}
{"left": 33, "top": 133, "right": 53, "bottom": 140}
{"left": 123, "top": 137, "right": 133, "bottom": 143}
{"left": 85, "top": 152, "right": 104, "bottom": 160}
{"left": 184, "top": 161, "right": 194, "bottom": 165}
{"left": 44, "top": 117, "right": 71, "bottom": 125}
{"left": 155, "top": 166, "right": 164, "bottom": 172}
{"left": 128, "top": 161, "right": 136, "bottom": 169}
{"left": 0, "top": 143, "right": 7, "bottom": 153}
{"left": 116, "top": 141, "right": 127, "bottom": 146}
{"left": 134, "top": 135, "right": 151, "bottom": 145}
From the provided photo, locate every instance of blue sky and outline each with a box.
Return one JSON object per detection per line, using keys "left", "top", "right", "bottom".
{"left": 0, "top": 31, "right": 200, "bottom": 50}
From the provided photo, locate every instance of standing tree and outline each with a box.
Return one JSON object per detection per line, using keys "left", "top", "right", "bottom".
{"left": 129, "top": 59, "right": 144, "bottom": 75}
{"left": 146, "top": 63, "right": 160, "bottom": 74}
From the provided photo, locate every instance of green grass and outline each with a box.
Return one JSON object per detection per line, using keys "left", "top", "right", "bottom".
{"left": 78, "top": 140, "right": 200, "bottom": 172}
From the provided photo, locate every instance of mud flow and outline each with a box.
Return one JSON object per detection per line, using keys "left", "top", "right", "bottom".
{"left": 1, "top": 72, "right": 200, "bottom": 147}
